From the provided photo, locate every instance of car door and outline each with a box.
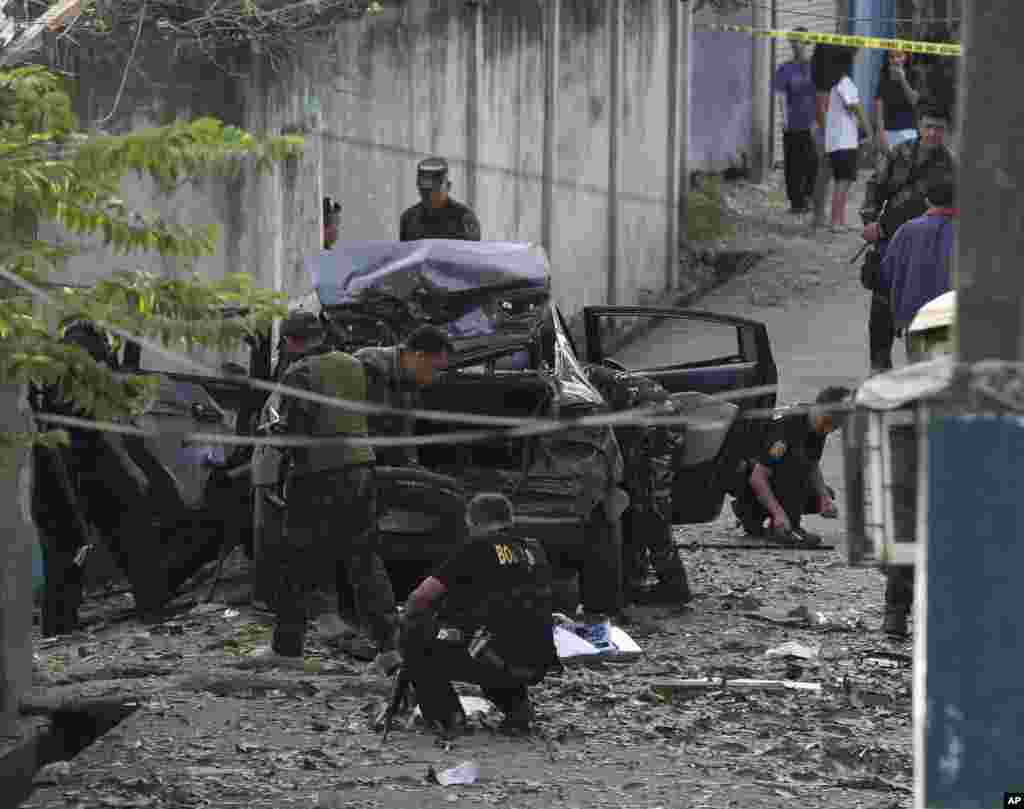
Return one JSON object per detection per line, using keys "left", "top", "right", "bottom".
{"left": 581, "top": 306, "right": 777, "bottom": 413}
{"left": 581, "top": 306, "right": 778, "bottom": 524}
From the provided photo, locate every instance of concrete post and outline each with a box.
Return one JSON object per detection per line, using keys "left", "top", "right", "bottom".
{"left": 678, "top": 0, "right": 692, "bottom": 248}
{"left": 664, "top": 0, "right": 682, "bottom": 291}
{"left": 0, "top": 387, "right": 38, "bottom": 722}
{"left": 919, "top": 3, "right": 1024, "bottom": 806}
{"left": 540, "top": 0, "right": 560, "bottom": 256}
{"left": 606, "top": 0, "right": 623, "bottom": 306}
{"left": 465, "top": 0, "right": 484, "bottom": 213}
{"left": 750, "top": 0, "right": 771, "bottom": 184}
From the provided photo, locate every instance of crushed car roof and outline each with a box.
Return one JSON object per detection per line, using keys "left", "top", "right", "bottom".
{"left": 306, "top": 240, "right": 552, "bottom": 341}
{"left": 309, "top": 240, "right": 550, "bottom": 306}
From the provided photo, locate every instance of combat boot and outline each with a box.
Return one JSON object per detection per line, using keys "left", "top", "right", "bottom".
{"left": 883, "top": 607, "right": 909, "bottom": 637}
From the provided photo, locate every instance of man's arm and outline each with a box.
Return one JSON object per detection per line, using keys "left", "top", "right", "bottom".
{"left": 749, "top": 463, "right": 790, "bottom": 530}
{"left": 404, "top": 576, "right": 447, "bottom": 619}
{"left": 861, "top": 148, "right": 893, "bottom": 224}
{"left": 278, "top": 362, "right": 316, "bottom": 436}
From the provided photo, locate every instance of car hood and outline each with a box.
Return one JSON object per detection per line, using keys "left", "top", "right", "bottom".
{"left": 308, "top": 240, "right": 551, "bottom": 342}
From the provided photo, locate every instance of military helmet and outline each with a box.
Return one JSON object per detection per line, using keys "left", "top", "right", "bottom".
{"left": 416, "top": 156, "right": 450, "bottom": 190}
{"left": 280, "top": 311, "right": 324, "bottom": 340}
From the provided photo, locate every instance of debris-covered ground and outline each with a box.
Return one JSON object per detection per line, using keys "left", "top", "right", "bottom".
{"left": 22, "top": 173, "right": 914, "bottom": 809}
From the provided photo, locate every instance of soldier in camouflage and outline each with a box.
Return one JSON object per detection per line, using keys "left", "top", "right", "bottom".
{"left": 354, "top": 325, "right": 454, "bottom": 467}
{"left": 273, "top": 325, "right": 400, "bottom": 673}
{"left": 399, "top": 157, "right": 481, "bottom": 242}
{"left": 860, "top": 103, "right": 955, "bottom": 374}
{"left": 584, "top": 366, "right": 691, "bottom": 604}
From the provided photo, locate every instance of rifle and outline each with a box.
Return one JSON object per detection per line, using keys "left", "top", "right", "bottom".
{"left": 381, "top": 666, "right": 412, "bottom": 742}
{"left": 851, "top": 198, "right": 890, "bottom": 265}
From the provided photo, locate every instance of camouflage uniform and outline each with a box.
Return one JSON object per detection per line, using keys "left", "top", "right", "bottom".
{"left": 273, "top": 350, "right": 398, "bottom": 657}
{"left": 354, "top": 346, "right": 421, "bottom": 467}
{"left": 399, "top": 197, "right": 481, "bottom": 242}
{"left": 860, "top": 139, "right": 956, "bottom": 371}
{"left": 584, "top": 366, "right": 690, "bottom": 602}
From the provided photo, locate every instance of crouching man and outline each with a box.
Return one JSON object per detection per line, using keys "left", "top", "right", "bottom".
{"left": 398, "top": 493, "right": 561, "bottom": 736}
{"left": 731, "top": 386, "right": 852, "bottom": 548}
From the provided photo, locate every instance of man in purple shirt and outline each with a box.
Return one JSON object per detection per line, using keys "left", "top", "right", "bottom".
{"left": 879, "top": 169, "right": 957, "bottom": 339}
{"left": 775, "top": 29, "right": 819, "bottom": 213}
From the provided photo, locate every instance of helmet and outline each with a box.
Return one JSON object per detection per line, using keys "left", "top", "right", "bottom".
{"left": 280, "top": 311, "right": 324, "bottom": 340}
{"left": 60, "top": 318, "right": 117, "bottom": 367}
{"left": 906, "top": 290, "right": 955, "bottom": 363}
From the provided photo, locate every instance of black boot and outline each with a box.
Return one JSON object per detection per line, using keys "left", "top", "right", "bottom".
{"left": 882, "top": 566, "right": 914, "bottom": 637}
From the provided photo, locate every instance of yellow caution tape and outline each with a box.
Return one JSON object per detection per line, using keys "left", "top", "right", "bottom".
{"left": 699, "top": 24, "right": 961, "bottom": 57}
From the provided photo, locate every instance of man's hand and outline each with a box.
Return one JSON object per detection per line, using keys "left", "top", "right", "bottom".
{"left": 819, "top": 495, "right": 839, "bottom": 519}
{"left": 770, "top": 511, "right": 792, "bottom": 534}
{"left": 863, "top": 222, "right": 882, "bottom": 243}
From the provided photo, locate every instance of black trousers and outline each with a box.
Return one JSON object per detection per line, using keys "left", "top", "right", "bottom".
{"left": 782, "top": 130, "right": 818, "bottom": 210}
{"left": 401, "top": 618, "right": 544, "bottom": 724}
{"left": 273, "top": 466, "right": 397, "bottom": 655}
{"left": 869, "top": 293, "right": 897, "bottom": 372}
{"left": 734, "top": 455, "right": 830, "bottom": 532}
{"left": 885, "top": 566, "right": 914, "bottom": 614}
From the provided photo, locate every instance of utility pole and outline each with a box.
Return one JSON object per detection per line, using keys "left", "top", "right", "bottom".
{"left": 749, "top": 0, "right": 771, "bottom": 183}
{"left": 919, "top": 3, "right": 1024, "bottom": 807}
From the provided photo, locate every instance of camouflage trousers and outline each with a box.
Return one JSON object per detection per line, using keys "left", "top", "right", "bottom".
{"left": 273, "top": 466, "right": 397, "bottom": 655}
{"left": 621, "top": 431, "right": 687, "bottom": 589}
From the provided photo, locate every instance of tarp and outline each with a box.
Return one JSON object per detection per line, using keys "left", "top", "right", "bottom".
{"left": 307, "top": 240, "right": 552, "bottom": 342}
{"left": 309, "top": 240, "right": 550, "bottom": 308}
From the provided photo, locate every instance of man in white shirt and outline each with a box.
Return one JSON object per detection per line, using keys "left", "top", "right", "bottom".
{"left": 824, "top": 48, "right": 872, "bottom": 231}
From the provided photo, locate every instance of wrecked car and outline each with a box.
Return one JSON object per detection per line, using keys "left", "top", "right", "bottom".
{"left": 31, "top": 314, "right": 271, "bottom": 631}
{"left": 252, "top": 240, "right": 778, "bottom": 603}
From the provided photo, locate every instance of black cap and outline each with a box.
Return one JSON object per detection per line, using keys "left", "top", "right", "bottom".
{"left": 416, "top": 156, "right": 449, "bottom": 190}
{"left": 280, "top": 311, "right": 324, "bottom": 340}
{"left": 466, "top": 493, "right": 515, "bottom": 531}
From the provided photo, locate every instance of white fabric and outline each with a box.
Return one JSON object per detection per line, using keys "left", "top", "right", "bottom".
{"left": 825, "top": 76, "right": 860, "bottom": 154}
{"left": 885, "top": 128, "right": 919, "bottom": 149}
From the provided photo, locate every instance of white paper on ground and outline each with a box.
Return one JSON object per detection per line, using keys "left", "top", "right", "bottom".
{"left": 553, "top": 625, "right": 643, "bottom": 660}
{"left": 437, "top": 761, "right": 479, "bottom": 786}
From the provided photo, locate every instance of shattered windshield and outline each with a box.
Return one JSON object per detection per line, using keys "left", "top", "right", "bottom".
{"left": 549, "top": 309, "right": 604, "bottom": 409}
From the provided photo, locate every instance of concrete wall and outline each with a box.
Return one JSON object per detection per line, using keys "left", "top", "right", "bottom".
{"left": 48, "top": 0, "right": 689, "bottom": 330}
{"left": 688, "top": 4, "right": 754, "bottom": 172}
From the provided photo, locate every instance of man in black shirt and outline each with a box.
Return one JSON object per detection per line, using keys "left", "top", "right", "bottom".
{"left": 397, "top": 493, "right": 560, "bottom": 735}
{"left": 731, "top": 386, "right": 851, "bottom": 548}
{"left": 399, "top": 157, "right": 481, "bottom": 242}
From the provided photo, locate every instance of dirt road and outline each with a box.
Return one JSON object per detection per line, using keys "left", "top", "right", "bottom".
{"left": 22, "top": 176, "right": 915, "bottom": 809}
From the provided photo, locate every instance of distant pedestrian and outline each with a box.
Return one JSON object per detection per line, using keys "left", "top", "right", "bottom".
{"left": 875, "top": 50, "right": 921, "bottom": 152}
{"left": 880, "top": 169, "right": 956, "bottom": 340}
{"left": 399, "top": 157, "right": 481, "bottom": 242}
{"left": 774, "top": 28, "right": 818, "bottom": 213}
{"left": 824, "top": 48, "right": 872, "bottom": 231}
